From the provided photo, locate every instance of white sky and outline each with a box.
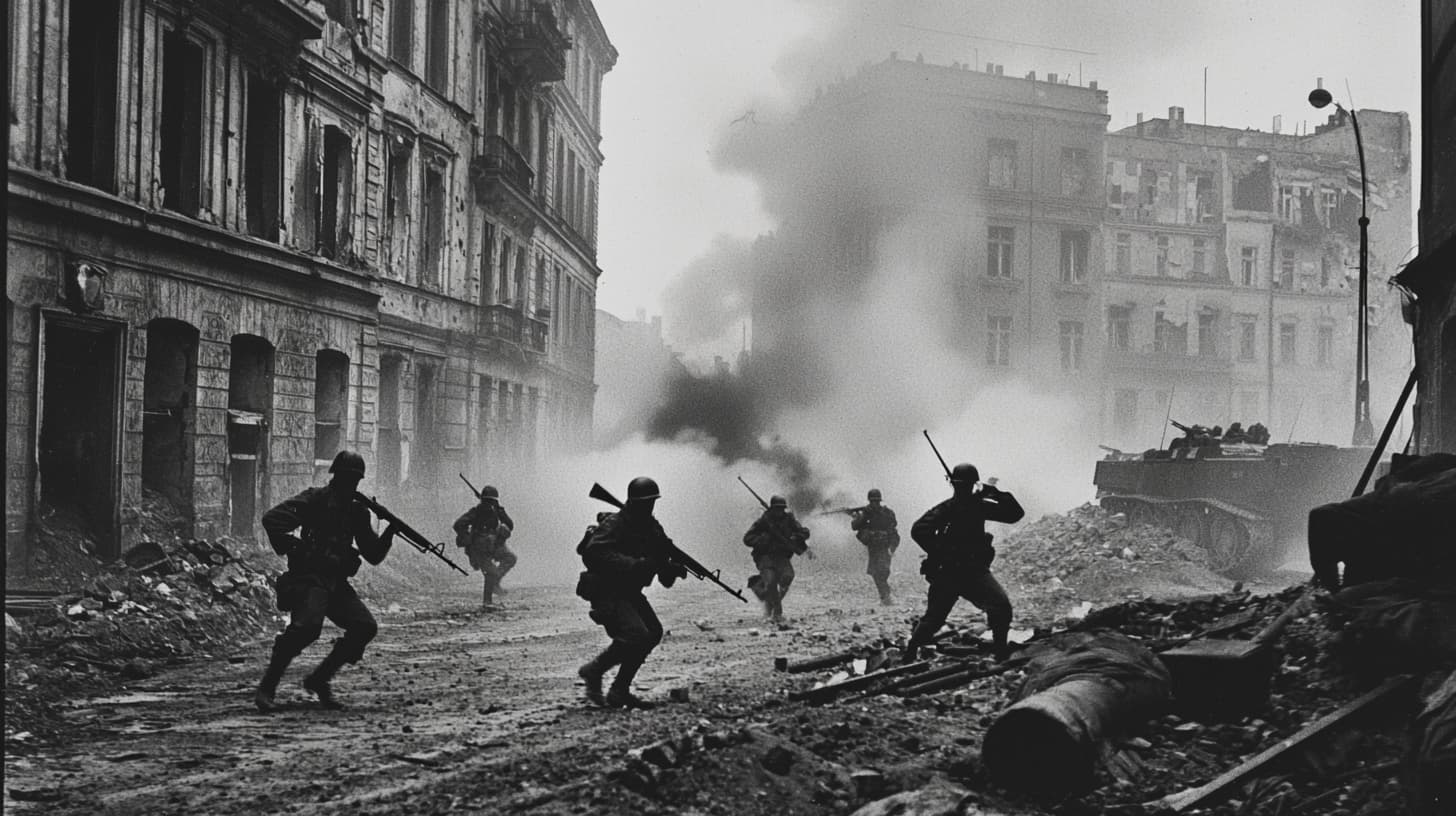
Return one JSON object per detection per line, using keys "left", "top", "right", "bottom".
{"left": 591, "top": 0, "right": 1421, "bottom": 345}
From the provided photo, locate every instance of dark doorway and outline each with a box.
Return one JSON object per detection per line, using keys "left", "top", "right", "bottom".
{"left": 414, "top": 361, "right": 437, "bottom": 489}
{"left": 142, "top": 319, "right": 198, "bottom": 528}
{"left": 228, "top": 335, "right": 273, "bottom": 539}
{"left": 1441, "top": 317, "right": 1456, "bottom": 451}
{"left": 377, "top": 355, "right": 402, "bottom": 488}
{"left": 38, "top": 314, "right": 122, "bottom": 557}
{"left": 313, "top": 349, "right": 349, "bottom": 481}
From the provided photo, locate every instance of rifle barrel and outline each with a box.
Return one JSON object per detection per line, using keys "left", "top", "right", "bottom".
{"left": 355, "top": 493, "right": 468, "bottom": 575}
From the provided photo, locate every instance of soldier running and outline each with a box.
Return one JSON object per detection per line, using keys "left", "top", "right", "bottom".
{"left": 851, "top": 488, "right": 900, "bottom": 605}
{"left": 452, "top": 485, "right": 516, "bottom": 608}
{"left": 575, "top": 477, "right": 688, "bottom": 710}
{"left": 743, "top": 495, "right": 812, "bottom": 622}
{"left": 902, "top": 463, "right": 1025, "bottom": 662}
{"left": 254, "top": 451, "right": 398, "bottom": 712}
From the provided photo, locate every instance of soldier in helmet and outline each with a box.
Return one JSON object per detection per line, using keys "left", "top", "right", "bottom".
{"left": 851, "top": 488, "right": 900, "bottom": 605}
{"left": 902, "top": 463, "right": 1025, "bottom": 662}
{"left": 575, "top": 477, "right": 688, "bottom": 709}
{"left": 254, "top": 451, "right": 399, "bottom": 712}
{"left": 452, "top": 485, "right": 516, "bottom": 608}
{"left": 743, "top": 495, "right": 812, "bottom": 622}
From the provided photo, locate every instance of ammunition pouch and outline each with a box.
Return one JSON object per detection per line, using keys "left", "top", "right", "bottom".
{"left": 274, "top": 572, "right": 311, "bottom": 612}
{"left": 576, "top": 571, "right": 609, "bottom": 602}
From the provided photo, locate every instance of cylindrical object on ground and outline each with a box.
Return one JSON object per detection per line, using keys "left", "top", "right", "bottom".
{"left": 981, "top": 678, "right": 1121, "bottom": 798}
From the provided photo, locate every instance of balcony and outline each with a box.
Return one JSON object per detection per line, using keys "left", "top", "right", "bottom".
{"left": 478, "top": 304, "right": 549, "bottom": 356}
{"left": 471, "top": 135, "right": 539, "bottom": 235}
{"left": 523, "top": 315, "right": 548, "bottom": 354}
{"left": 505, "top": 2, "right": 570, "bottom": 83}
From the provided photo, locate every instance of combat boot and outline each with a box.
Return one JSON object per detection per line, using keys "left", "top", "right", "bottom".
{"left": 303, "top": 651, "right": 349, "bottom": 710}
{"left": 578, "top": 663, "right": 606, "bottom": 706}
{"left": 992, "top": 628, "right": 1012, "bottom": 662}
{"left": 605, "top": 687, "right": 657, "bottom": 710}
{"left": 253, "top": 642, "right": 293, "bottom": 714}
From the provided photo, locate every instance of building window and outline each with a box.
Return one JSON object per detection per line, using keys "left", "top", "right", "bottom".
{"left": 386, "top": 142, "right": 411, "bottom": 264}
{"left": 987, "top": 226, "right": 1014, "bottom": 278}
{"left": 1107, "top": 306, "right": 1131, "bottom": 351}
{"left": 1155, "top": 236, "right": 1170, "bottom": 276}
{"left": 1059, "top": 230, "right": 1088, "bottom": 284}
{"left": 244, "top": 74, "right": 282, "bottom": 241}
{"left": 480, "top": 220, "right": 496, "bottom": 305}
{"left": 1197, "top": 310, "right": 1218, "bottom": 357}
{"left": 1060, "top": 147, "right": 1090, "bottom": 197}
{"left": 425, "top": 0, "right": 449, "bottom": 91}
{"left": 313, "top": 350, "right": 349, "bottom": 466}
{"left": 1059, "top": 321, "right": 1084, "bottom": 371}
{"left": 1193, "top": 172, "right": 1215, "bottom": 221}
{"left": 66, "top": 0, "right": 120, "bottom": 192}
{"left": 1317, "top": 325, "right": 1334, "bottom": 367}
{"left": 160, "top": 28, "right": 206, "bottom": 215}
{"left": 1279, "top": 322, "right": 1297, "bottom": 364}
{"left": 1240, "top": 246, "right": 1259, "bottom": 286}
{"left": 321, "top": 0, "right": 352, "bottom": 25}
{"left": 1320, "top": 254, "right": 1334, "bottom": 288}
{"left": 1238, "top": 316, "right": 1257, "bottom": 361}
{"left": 1115, "top": 233, "right": 1131, "bottom": 275}
{"left": 1321, "top": 188, "right": 1338, "bottom": 227}
{"left": 390, "top": 0, "right": 413, "bottom": 65}
{"left": 1192, "top": 239, "right": 1207, "bottom": 276}
{"left": 988, "top": 138, "right": 1017, "bottom": 189}
{"left": 987, "top": 316, "right": 1011, "bottom": 367}
{"left": 1277, "top": 249, "right": 1296, "bottom": 290}
{"left": 1154, "top": 312, "right": 1187, "bottom": 355}
{"left": 421, "top": 164, "right": 445, "bottom": 288}
{"left": 1279, "top": 185, "right": 1306, "bottom": 224}
{"left": 319, "top": 126, "right": 353, "bottom": 258}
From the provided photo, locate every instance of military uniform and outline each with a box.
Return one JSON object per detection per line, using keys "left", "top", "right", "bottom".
{"left": 904, "top": 465, "right": 1024, "bottom": 661}
{"left": 743, "top": 499, "right": 810, "bottom": 622}
{"left": 452, "top": 491, "right": 516, "bottom": 607}
{"left": 255, "top": 451, "right": 394, "bottom": 712}
{"left": 576, "top": 477, "right": 686, "bottom": 709}
{"left": 851, "top": 497, "right": 900, "bottom": 605}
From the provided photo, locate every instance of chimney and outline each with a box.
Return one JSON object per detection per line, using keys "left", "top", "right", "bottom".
{"left": 1047, "top": 72, "right": 1058, "bottom": 84}
{"left": 651, "top": 315, "right": 662, "bottom": 337}
{"left": 1089, "top": 80, "right": 1098, "bottom": 91}
{"left": 1272, "top": 114, "right": 1282, "bottom": 134}
{"left": 1136, "top": 112, "right": 1145, "bottom": 137}
{"left": 1026, "top": 70, "right": 1036, "bottom": 81}
{"left": 1168, "top": 106, "right": 1184, "bottom": 136}
{"left": 997, "top": 64, "right": 1004, "bottom": 76}
{"left": 986, "top": 62, "right": 995, "bottom": 73}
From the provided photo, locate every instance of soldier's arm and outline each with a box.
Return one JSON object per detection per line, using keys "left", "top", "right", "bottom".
{"left": 497, "top": 506, "right": 515, "bottom": 531}
{"left": 353, "top": 504, "right": 394, "bottom": 565}
{"left": 452, "top": 507, "right": 475, "bottom": 536}
{"left": 261, "top": 491, "right": 311, "bottom": 555}
{"left": 582, "top": 516, "right": 649, "bottom": 575}
{"left": 886, "top": 508, "right": 899, "bottom": 529}
{"left": 743, "top": 517, "right": 764, "bottom": 547}
{"left": 982, "top": 490, "right": 1025, "bottom": 524}
{"left": 850, "top": 512, "right": 868, "bottom": 531}
{"left": 910, "top": 502, "right": 948, "bottom": 552}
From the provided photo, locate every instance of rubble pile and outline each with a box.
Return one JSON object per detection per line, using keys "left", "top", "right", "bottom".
{"left": 5, "top": 534, "right": 280, "bottom": 743}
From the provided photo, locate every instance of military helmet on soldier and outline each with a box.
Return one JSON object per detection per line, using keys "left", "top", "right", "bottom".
{"left": 480, "top": 485, "right": 500, "bottom": 503}
{"left": 867, "top": 488, "right": 882, "bottom": 501}
{"left": 949, "top": 463, "right": 979, "bottom": 484}
{"left": 769, "top": 495, "right": 788, "bottom": 509}
{"left": 329, "top": 450, "right": 367, "bottom": 478}
{"left": 627, "top": 476, "right": 661, "bottom": 502}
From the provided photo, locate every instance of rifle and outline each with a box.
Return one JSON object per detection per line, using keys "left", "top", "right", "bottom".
{"left": 353, "top": 493, "right": 469, "bottom": 575}
{"left": 737, "top": 476, "right": 813, "bottom": 559}
{"left": 588, "top": 483, "right": 747, "bottom": 603}
{"left": 816, "top": 505, "right": 868, "bottom": 517}
{"left": 923, "top": 430, "right": 953, "bottom": 479}
{"left": 459, "top": 473, "right": 482, "bottom": 500}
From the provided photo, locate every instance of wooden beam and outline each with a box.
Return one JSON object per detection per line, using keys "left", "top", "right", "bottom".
{"left": 787, "top": 660, "right": 932, "bottom": 703}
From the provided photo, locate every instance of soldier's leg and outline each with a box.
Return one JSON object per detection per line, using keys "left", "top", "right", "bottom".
{"left": 495, "top": 546, "right": 518, "bottom": 582}
{"left": 305, "top": 586, "right": 379, "bottom": 709}
{"left": 903, "top": 579, "right": 959, "bottom": 662}
{"left": 869, "top": 546, "right": 893, "bottom": 604}
{"left": 579, "top": 599, "right": 627, "bottom": 705}
{"left": 258, "top": 586, "right": 328, "bottom": 711}
{"left": 754, "top": 555, "right": 779, "bottom": 618}
{"left": 964, "top": 571, "right": 1014, "bottom": 659}
{"left": 607, "top": 595, "right": 663, "bottom": 709}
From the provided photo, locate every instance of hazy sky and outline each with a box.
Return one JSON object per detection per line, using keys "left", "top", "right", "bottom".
{"left": 591, "top": 0, "right": 1421, "bottom": 350}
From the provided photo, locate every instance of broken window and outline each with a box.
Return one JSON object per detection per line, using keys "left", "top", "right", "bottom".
{"left": 1278, "top": 249, "right": 1295, "bottom": 289}
{"left": 1115, "top": 233, "right": 1131, "bottom": 276}
{"left": 1239, "top": 246, "right": 1259, "bottom": 286}
{"left": 513, "top": 246, "right": 527, "bottom": 309}
{"left": 425, "top": 0, "right": 449, "bottom": 92}
{"left": 554, "top": 139, "right": 565, "bottom": 212}
{"left": 1107, "top": 306, "right": 1131, "bottom": 351}
{"left": 313, "top": 350, "right": 349, "bottom": 469}
{"left": 322, "top": 0, "right": 352, "bottom": 26}
{"left": 1059, "top": 230, "right": 1088, "bottom": 283}
{"left": 1059, "top": 321, "right": 1084, "bottom": 371}
{"left": 1155, "top": 236, "right": 1170, "bottom": 276}
{"left": 1153, "top": 312, "right": 1187, "bottom": 355}
{"left": 414, "top": 362, "right": 437, "bottom": 486}
{"left": 1279, "top": 185, "right": 1306, "bottom": 224}
{"left": 1193, "top": 172, "right": 1215, "bottom": 221}
{"left": 476, "top": 374, "right": 492, "bottom": 455}
{"left": 1060, "top": 147, "right": 1090, "bottom": 197}
{"left": 228, "top": 335, "right": 273, "bottom": 538}
{"left": 66, "top": 0, "right": 120, "bottom": 191}
{"left": 987, "top": 138, "right": 1017, "bottom": 189}
{"left": 1239, "top": 316, "right": 1257, "bottom": 361}
{"left": 1192, "top": 239, "right": 1207, "bottom": 276}
{"left": 535, "top": 257, "right": 548, "bottom": 317}
{"left": 160, "top": 28, "right": 205, "bottom": 215}
{"left": 986, "top": 315, "right": 1011, "bottom": 367}
{"left": 385, "top": 139, "right": 411, "bottom": 275}
{"left": 142, "top": 319, "right": 197, "bottom": 512}
{"left": 420, "top": 164, "right": 444, "bottom": 288}
{"left": 244, "top": 73, "right": 282, "bottom": 241}
{"left": 1279, "top": 322, "right": 1298, "bottom": 365}
{"left": 390, "top": 0, "right": 413, "bottom": 66}
{"left": 1317, "top": 325, "right": 1334, "bottom": 367}
{"left": 986, "top": 226, "right": 1014, "bottom": 278}
{"left": 1233, "top": 160, "right": 1271, "bottom": 211}
{"left": 319, "top": 126, "right": 353, "bottom": 258}
{"left": 1321, "top": 188, "right": 1339, "bottom": 227}
{"left": 480, "top": 220, "right": 496, "bottom": 305}
{"left": 1197, "top": 310, "right": 1218, "bottom": 357}
{"left": 377, "top": 355, "right": 403, "bottom": 487}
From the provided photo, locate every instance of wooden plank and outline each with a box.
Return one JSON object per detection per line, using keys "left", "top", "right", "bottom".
{"left": 1148, "top": 675, "right": 1415, "bottom": 813}
{"left": 779, "top": 649, "right": 858, "bottom": 674}
{"left": 787, "top": 660, "right": 931, "bottom": 703}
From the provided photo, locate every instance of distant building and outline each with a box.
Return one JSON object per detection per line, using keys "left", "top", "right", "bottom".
{"left": 593, "top": 309, "right": 682, "bottom": 446}
{"left": 1102, "top": 106, "right": 1412, "bottom": 450}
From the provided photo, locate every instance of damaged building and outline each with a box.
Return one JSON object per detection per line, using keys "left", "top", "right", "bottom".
{"left": 5, "top": 0, "right": 614, "bottom": 570}
{"left": 1102, "top": 105, "right": 1412, "bottom": 450}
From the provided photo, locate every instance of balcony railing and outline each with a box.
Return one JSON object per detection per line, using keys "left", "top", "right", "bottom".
{"left": 505, "top": 2, "right": 570, "bottom": 83}
{"left": 473, "top": 135, "right": 534, "bottom": 197}
{"left": 479, "top": 303, "right": 523, "bottom": 344}
{"left": 523, "top": 315, "right": 548, "bottom": 353}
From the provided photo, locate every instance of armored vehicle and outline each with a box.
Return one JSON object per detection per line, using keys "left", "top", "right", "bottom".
{"left": 1093, "top": 435, "right": 1372, "bottom": 578}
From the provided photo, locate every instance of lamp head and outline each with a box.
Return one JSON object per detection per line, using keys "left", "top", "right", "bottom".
{"left": 1308, "top": 87, "right": 1334, "bottom": 109}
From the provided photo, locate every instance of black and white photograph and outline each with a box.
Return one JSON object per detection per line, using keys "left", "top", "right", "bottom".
{"left": 5, "top": 0, "right": 1455, "bottom": 813}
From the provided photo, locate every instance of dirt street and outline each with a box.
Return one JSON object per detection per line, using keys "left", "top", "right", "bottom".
{"left": 6, "top": 567, "right": 1030, "bottom": 816}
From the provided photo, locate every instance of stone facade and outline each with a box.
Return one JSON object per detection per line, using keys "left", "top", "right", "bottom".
{"left": 6, "top": 0, "right": 612, "bottom": 572}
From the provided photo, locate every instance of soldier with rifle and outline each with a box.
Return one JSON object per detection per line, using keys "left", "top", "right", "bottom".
{"left": 848, "top": 489, "right": 900, "bottom": 605}
{"left": 903, "top": 433, "right": 1026, "bottom": 663}
{"left": 254, "top": 451, "right": 401, "bottom": 712}
{"left": 453, "top": 475, "right": 516, "bottom": 608}
{"left": 739, "top": 477, "right": 812, "bottom": 623}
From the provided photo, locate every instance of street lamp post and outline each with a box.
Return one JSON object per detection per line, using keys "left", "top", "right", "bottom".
{"left": 1309, "top": 84, "right": 1375, "bottom": 446}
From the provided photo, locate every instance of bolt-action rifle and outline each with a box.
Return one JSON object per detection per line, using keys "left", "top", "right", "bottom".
{"left": 588, "top": 483, "right": 747, "bottom": 603}
{"left": 816, "top": 505, "right": 869, "bottom": 517}
{"left": 459, "top": 473, "right": 482, "bottom": 500}
{"left": 736, "top": 476, "right": 813, "bottom": 558}
{"left": 353, "top": 493, "right": 469, "bottom": 575}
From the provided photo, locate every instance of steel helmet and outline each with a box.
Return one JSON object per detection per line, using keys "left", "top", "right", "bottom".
{"left": 329, "top": 451, "right": 367, "bottom": 478}
{"left": 867, "top": 489, "right": 882, "bottom": 501}
{"left": 627, "top": 476, "right": 661, "bottom": 501}
{"left": 769, "top": 495, "right": 787, "bottom": 508}
{"left": 481, "top": 485, "right": 500, "bottom": 502}
{"left": 949, "top": 463, "right": 979, "bottom": 484}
